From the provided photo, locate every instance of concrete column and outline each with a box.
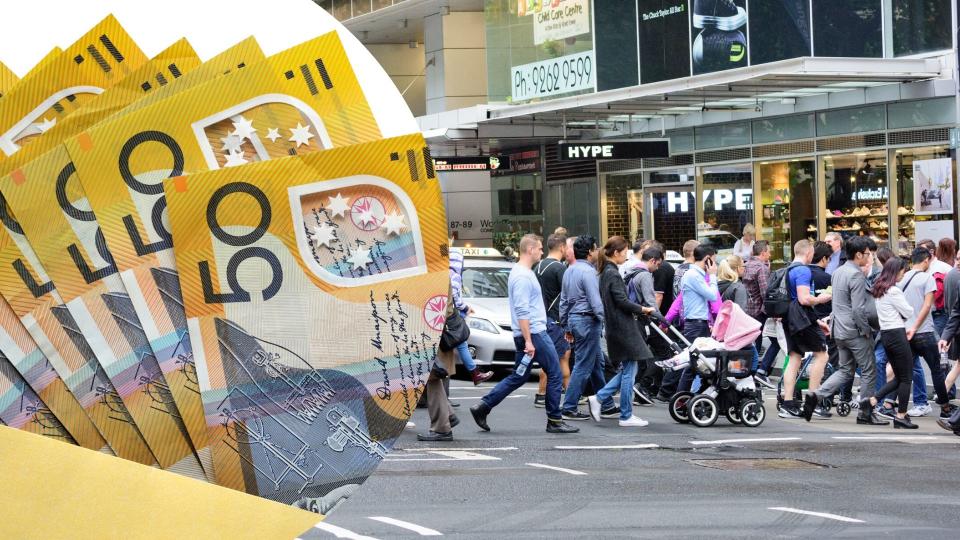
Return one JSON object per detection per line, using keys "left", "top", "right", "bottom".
{"left": 424, "top": 11, "right": 488, "bottom": 115}
{"left": 364, "top": 44, "right": 427, "bottom": 117}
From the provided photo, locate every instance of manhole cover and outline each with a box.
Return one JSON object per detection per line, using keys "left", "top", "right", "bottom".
{"left": 689, "top": 458, "right": 827, "bottom": 470}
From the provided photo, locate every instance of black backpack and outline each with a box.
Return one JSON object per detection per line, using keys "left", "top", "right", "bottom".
{"left": 623, "top": 267, "right": 646, "bottom": 305}
{"left": 763, "top": 262, "right": 803, "bottom": 318}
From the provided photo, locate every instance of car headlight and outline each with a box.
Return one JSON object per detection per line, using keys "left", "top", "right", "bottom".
{"left": 466, "top": 317, "right": 499, "bottom": 334}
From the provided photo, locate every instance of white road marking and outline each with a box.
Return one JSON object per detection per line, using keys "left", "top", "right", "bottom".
{"left": 385, "top": 450, "right": 501, "bottom": 462}
{"left": 368, "top": 517, "right": 442, "bottom": 536}
{"left": 554, "top": 444, "right": 659, "bottom": 450}
{"left": 690, "top": 437, "right": 802, "bottom": 446}
{"left": 526, "top": 462, "right": 587, "bottom": 475}
{"left": 831, "top": 435, "right": 960, "bottom": 444}
{"left": 768, "top": 507, "right": 864, "bottom": 523}
{"left": 405, "top": 447, "right": 518, "bottom": 452}
{"left": 448, "top": 395, "right": 527, "bottom": 400}
{"left": 311, "top": 522, "right": 379, "bottom": 540}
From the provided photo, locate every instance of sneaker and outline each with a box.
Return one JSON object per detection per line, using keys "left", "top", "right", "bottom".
{"left": 586, "top": 395, "right": 602, "bottom": 422}
{"left": 801, "top": 393, "right": 818, "bottom": 422}
{"left": 405, "top": 421, "right": 415, "bottom": 429}
{"left": 562, "top": 410, "right": 590, "bottom": 421}
{"left": 754, "top": 374, "right": 775, "bottom": 389}
{"left": 812, "top": 406, "right": 832, "bottom": 419}
{"left": 875, "top": 406, "right": 895, "bottom": 420}
{"left": 654, "top": 392, "right": 672, "bottom": 403}
{"left": 632, "top": 384, "right": 654, "bottom": 405}
{"left": 533, "top": 394, "right": 546, "bottom": 408}
{"left": 619, "top": 416, "right": 649, "bottom": 427}
{"left": 907, "top": 404, "right": 932, "bottom": 417}
{"left": 600, "top": 407, "right": 620, "bottom": 419}
{"left": 578, "top": 396, "right": 588, "bottom": 406}
{"left": 778, "top": 403, "right": 803, "bottom": 419}
{"left": 546, "top": 420, "right": 580, "bottom": 434}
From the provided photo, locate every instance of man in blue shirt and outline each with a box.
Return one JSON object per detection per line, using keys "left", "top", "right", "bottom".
{"left": 470, "top": 234, "right": 579, "bottom": 434}
{"left": 675, "top": 245, "right": 720, "bottom": 393}
{"left": 558, "top": 235, "right": 616, "bottom": 420}
{"left": 824, "top": 232, "right": 845, "bottom": 275}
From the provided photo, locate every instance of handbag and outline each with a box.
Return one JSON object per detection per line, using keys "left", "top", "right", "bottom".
{"left": 439, "top": 309, "right": 470, "bottom": 352}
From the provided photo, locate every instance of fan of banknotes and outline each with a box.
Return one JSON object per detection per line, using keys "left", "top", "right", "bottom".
{"left": 0, "top": 9, "right": 446, "bottom": 532}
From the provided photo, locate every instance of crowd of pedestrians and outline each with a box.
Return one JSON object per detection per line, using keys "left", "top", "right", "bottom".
{"left": 420, "top": 226, "right": 960, "bottom": 441}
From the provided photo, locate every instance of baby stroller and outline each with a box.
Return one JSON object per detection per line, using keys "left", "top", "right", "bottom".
{"left": 774, "top": 353, "right": 850, "bottom": 416}
{"left": 652, "top": 302, "right": 766, "bottom": 428}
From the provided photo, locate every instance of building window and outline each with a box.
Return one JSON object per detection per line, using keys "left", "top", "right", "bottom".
{"left": 816, "top": 105, "right": 886, "bottom": 137}
{"left": 748, "top": 0, "right": 812, "bottom": 65}
{"left": 822, "top": 151, "right": 889, "bottom": 246}
{"left": 752, "top": 114, "right": 815, "bottom": 144}
{"left": 892, "top": 0, "right": 952, "bottom": 56}
{"left": 699, "top": 165, "right": 753, "bottom": 253}
{"left": 695, "top": 122, "right": 751, "bottom": 150}
{"left": 887, "top": 97, "right": 956, "bottom": 129}
{"left": 758, "top": 160, "right": 817, "bottom": 266}
{"left": 893, "top": 146, "right": 954, "bottom": 255}
{"left": 812, "top": 0, "right": 883, "bottom": 58}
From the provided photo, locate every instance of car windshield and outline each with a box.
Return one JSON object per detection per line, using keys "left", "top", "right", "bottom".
{"left": 461, "top": 267, "right": 511, "bottom": 298}
{"left": 700, "top": 234, "right": 738, "bottom": 250}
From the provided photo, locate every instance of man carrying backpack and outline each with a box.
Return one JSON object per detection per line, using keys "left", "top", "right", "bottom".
{"left": 624, "top": 247, "right": 663, "bottom": 404}
{"left": 768, "top": 240, "right": 832, "bottom": 419}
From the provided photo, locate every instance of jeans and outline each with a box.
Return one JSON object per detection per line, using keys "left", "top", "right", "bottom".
{"left": 678, "top": 320, "right": 711, "bottom": 393}
{"left": 876, "top": 343, "right": 927, "bottom": 406}
{"left": 455, "top": 340, "right": 477, "bottom": 371}
{"left": 750, "top": 345, "right": 759, "bottom": 373}
{"left": 758, "top": 339, "right": 781, "bottom": 376}
{"left": 562, "top": 314, "right": 614, "bottom": 413}
{"left": 596, "top": 359, "right": 639, "bottom": 420}
{"left": 482, "top": 332, "right": 563, "bottom": 419}
{"left": 933, "top": 310, "right": 948, "bottom": 337}
{"left": 908, "top": 332, "right": 949, "bottom": 405}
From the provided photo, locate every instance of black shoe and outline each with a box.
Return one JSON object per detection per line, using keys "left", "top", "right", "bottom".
{"left": 632, "top": 384, "right": 654, "bottom": 405}
{"left": 654, "top": 392, "right": 672, "bottom": 403}
{"left": 857, "top": 412, "right": 890, "bottom": 426}
{"left": 893, "top": 416, "right": 919, "bottom": 429}
{"left": 801, "top": 393, "right": 818, "bottom": 422}
{"left": 449, "top": 414, "right": 459, "bottom": 429}
{"left": 533, "top": 394, "right": 546, "bottom": 408}
{"left": 417, "top": 431, "right": 453, "bottom": 442}
{"left": 936, "top": 417, "right": 957, "bottom": 432}
{"left": 562, "top": 410, "right": 590, "bottom": 421}
{"left": 546, "top": 419, "right": 580, "bottom": 433}
{"left": 600, "top": 407, "right": 620, "bottom": 419}
{"left": 875, "top": 405, "right": 896, "bottom": 420}
{"left": 940, "top": 404, "right": 956, "bottom": 418}
{"left": 470, "top": 402, "right": 491, "bottom": 432}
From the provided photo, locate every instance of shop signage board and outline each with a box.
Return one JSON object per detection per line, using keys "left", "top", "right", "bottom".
{"left": 511, "top": 50, "right": 595, "bottom": 101}
{"left": 664, "top": 188, "right": 752, "bottom": 213}
{"left": 433, "top": 155, "right": 510, "bottom": 172}
{"left": 913, "top": 158, "right": 954, "bottom": 215}
{"left": 530, "top": 0, "right": 591, "bottom": 45}
{"left": 558, "top": 139, "right": 669, "bottom": 160}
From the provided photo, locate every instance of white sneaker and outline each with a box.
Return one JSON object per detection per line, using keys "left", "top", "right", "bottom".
{"left": 587, "top": 395, "right": 602, "bottom": 422}
{"left": 619, "top": 416, "right": 649, "bottom": 427}
{"left": 907, "top": 404, "right": 932, "bottom": 417}
{"left": 405, "top": 421, "right": 415, "bottom": 429}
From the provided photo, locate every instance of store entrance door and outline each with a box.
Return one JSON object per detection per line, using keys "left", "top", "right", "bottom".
{"left": 544, "top": 178, "right": 600, "bottom": 238}
{"left": 648, "top": 187, "right": 697, "bottom": 256}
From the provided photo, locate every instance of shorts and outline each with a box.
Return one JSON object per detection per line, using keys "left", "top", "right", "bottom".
{"left": 546, "top": 318, "right": 570, "bottom": 357}
{"left": 785, "top": 323, "right": 827, "bottom": 355}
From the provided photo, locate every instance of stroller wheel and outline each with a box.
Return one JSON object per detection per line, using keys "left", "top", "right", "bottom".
{"left": 739, "top": 399, "right": 765, "bottom": 427}
{"left": 688, "top": 395, "right": 719, "bottom": 427}
{"left": 725, "top": 405, "right": 741, "bottom": 425}
{"left": 836, "top": 400, "right": 851, "bottom": 417}
{"left": 668, "top": 391, "right": 694, "bottom": 424}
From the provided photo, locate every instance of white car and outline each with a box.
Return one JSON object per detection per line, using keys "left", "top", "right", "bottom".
{"left": 458, "top": 256, "right": 520, "bottom": 370}
{"left": 697, "top": 230, "right": 739, "bottom": 260}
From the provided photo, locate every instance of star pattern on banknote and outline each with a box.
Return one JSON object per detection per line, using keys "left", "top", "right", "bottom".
{"left": 312, "top": 223, "right": 336, "bottom": 247}
{"left": 221, "top": 132, "right": 243, "bottom": 153}
{"left": 266, "top": 127, "right": 281, "bottom": 142}
{"left": 347, "top": 247, "right": 372, "bottom": 269}
{"left": 288, "top": 123, "right": 314, "bottom": 148}
{"left": 232, "top": 116, "right": 257, "bottom": 140}
{"left": 356, "top": 207, "right": 377, "bottom": 227}
{"left": 381, "top": 211, "right": 406, "bottom": 236}
{"left": 327, "top": 193, "right": 351, "bottom": 218}
{"left": 36, "top": 117, "right": 56, "bottom": 133}
{"left": 224, "top": 149, "right": 247, "bottom": 167}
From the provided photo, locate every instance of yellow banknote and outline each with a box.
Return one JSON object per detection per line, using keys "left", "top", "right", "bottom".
{"left": 0, "top": 60, "right": 18, "bottom": 99}
{"left": 62, "top": 31, "right": 378, "bottom": 478}
{"left": 0, "top": 15, "right": 146, "bottom": 157}
{"left": 0, "top": 197, "right": 154, "bottom": 464}
{"left": 0, "top": 350, "right": 76, "bottom": 444}
{"left": 164, "top": 135, "right": 446, "bottom": 509}
{"left": 1, "top": 146, "right": 199, "bottom": 471}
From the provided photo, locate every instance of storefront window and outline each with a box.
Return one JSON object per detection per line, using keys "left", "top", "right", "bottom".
{"left": 812, "top": 0, "right": 883, "bottom": 58}
{"left": 892, "top": 0, "right": 952, "bottom": 56}
{"left": 485, "top": 0, "right": 595, "bottom": 103}
{"left": 893, "top": 146, "right": 955, "bottom": 256}
{"left": 822, "top": 151, "right": 889, "bottom": 246}
{"left": 699, "top": 165, "right": 753, "bottom": 254}
{"left": 627, "top": 188, "right": 644, "bottom": 244}
{"left": 647, "top": 168, "right": 696, "bottom": 254}
{"left": 758, "top": 160, "right": 817, "bottom": 266}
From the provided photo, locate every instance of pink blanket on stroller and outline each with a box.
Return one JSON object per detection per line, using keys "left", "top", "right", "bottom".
{"left": 711, "top": 300, "right": 761, "bottom": 350}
